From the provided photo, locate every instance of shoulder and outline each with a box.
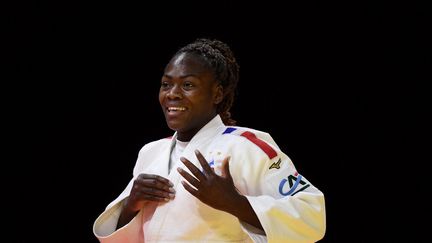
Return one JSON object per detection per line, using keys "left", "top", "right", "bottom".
{"left": 137, "top": 136, "right": 172, "bottom": 156}
{"left": 132, "top": 136, "right": 172, "bottom": 176}
{"left": 221, "top": 126, "right": 278, "bottom": 147}
{"left": 220, "top": 126, "right": 280, "bottom": 159}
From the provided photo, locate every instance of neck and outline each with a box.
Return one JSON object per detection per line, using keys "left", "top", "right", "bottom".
{"left": 176, "top": 113, "right": 217, "bottom": 142}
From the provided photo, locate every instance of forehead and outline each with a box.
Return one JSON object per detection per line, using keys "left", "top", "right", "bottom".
{"left": 165, "top": 53, "right": 212, "bottom": 75}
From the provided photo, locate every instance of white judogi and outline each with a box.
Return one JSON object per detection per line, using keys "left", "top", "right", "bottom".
{"left": 93, "top": 115, "right": 326, "bottom": 243}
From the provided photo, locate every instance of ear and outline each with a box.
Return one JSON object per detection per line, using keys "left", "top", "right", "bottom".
{"left": 214, "top": 84, "right": 223, "bottom": 105}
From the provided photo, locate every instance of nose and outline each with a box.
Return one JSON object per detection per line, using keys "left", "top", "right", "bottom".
{"left": 167, "top": 85, "right": 183, "bottom": 99}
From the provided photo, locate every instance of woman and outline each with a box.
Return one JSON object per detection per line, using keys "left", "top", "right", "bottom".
{"left": 93, "top": 38, "right": 326, "bottom": 242}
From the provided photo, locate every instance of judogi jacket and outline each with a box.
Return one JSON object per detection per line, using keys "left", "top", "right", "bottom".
{"left": 93, "top": 115, "right": 326, "bottom": 242}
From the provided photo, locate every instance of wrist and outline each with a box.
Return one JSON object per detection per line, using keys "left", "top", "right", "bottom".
{"left": 225, "top": 194, "right": 250, "bottom": 217}
{"left": 122, "top": 197, "right": 140, "bottom": 215}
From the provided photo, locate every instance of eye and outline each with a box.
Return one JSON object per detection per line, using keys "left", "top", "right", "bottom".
{"left": 161, "top": 81, "right": 171, "bottom": 89}
{"left": 183, "top": 81, "right": 194, "bottom": 90}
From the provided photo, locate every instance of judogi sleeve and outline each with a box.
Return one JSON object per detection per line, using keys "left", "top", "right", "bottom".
{"left": 93, "top": 148, "right": 148, "bottom": 243}
{"left": 228, "top": 130, "right": 326, "bottom": 243}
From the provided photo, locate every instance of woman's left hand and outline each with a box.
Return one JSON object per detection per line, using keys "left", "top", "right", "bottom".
{"left": 177, "top": 149, "right": 241, "bottom": 213}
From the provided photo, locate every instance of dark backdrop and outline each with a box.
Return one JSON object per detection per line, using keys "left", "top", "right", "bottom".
{"left": 9, "top": 1, "right": 429, "bottom": 242}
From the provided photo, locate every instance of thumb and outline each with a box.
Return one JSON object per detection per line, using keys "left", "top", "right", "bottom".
{"left": 220, "top": 156, "right": 231, "bottom": 178}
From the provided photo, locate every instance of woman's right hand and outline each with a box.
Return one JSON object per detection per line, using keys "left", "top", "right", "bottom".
{"left": 117, "top": 174, "right": 175, "bottom": 229}
{"left": 124, "top": 174, "right": 176, "bottom": 212}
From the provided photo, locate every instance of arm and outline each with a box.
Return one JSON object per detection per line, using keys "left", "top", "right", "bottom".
{"left": 93, "top": 140, "right": 176, "bottom": 243}
{"left": 236, "top": 148, "right": 326, "bottom": 242}
{"left": 93, "top": 174, "right": 175, "bottom": 243}
{"left": 178, "top": 147, "right": 326, "bottom": 242}
{"left": 223, "top": 194, "right": 263, "bottom": 230}
{"left": 116, "top": 198, "right": 140, "bottom": 229}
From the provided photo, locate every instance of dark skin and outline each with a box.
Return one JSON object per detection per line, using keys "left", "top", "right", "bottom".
{"left": 159, "top": 52, "right": 223, "bottom": 142}
{"left": 117, "top": 53, "right": 263, "bottom": 230}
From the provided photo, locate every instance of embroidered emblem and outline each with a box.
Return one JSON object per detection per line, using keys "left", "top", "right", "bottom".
{"left": 269, "top": 158, "right": 282, "bottom": 170}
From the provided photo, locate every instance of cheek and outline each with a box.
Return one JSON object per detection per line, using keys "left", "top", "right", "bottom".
{"left": 191, "top": 92, "right": 212, "bottom": 104}
{"left": 158, "top": 92, "right": 165, "bottom": 104}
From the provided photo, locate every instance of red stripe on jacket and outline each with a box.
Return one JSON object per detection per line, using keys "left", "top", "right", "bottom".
{"left": 240, "top": 131, "right": 277, "bottom": 159}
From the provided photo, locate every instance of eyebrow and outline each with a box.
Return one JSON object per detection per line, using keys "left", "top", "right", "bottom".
{"left": 163, "top": 74, "right": 199, "bottom": 79}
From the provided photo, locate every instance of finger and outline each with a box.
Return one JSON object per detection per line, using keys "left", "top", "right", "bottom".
{"left": 177, "top": 167, "right": 201, "bottom": 189}
{"left": 194, "top": 149, "right": 213, "bottom": 175}
{"left": 136, "top": 190, "right": 173, "bottom": 202}
{"left": 136, "top": 177, "right": 175, "bottom": 193}
{"left": 181, "top": 180, "right": 199, "bottom": 198}
{"left": 138, "top": 186, "right": 175, "bottom": 201}
{"left": 140, "top": 186, "right": 168, "bottom": 197}
{"left": 220, "top": 156, "right": 231, "bottom": 178}
{"left": 180, "top": 156, "right": 206, "bottom": 182}
{"left": 138, "top": 174, "right": 174, "bottom": 187}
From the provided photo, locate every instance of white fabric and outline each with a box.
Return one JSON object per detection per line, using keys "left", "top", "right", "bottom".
{"left": 169, "top": 139, "right": 188, "bottom": 172}
{"left": 93, "top": 115, "right": 326, "bottom": 242}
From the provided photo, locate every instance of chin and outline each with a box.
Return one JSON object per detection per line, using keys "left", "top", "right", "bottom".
{"left": 166, "top": 121, "right": 182, "bottom": 132}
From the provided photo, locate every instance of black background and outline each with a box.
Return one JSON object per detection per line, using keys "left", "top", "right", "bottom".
{"left": 9, "top": 1, "right": 429, "bottom": 242}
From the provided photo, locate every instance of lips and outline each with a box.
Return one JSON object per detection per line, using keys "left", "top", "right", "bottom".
{"left": 167, "top": 106, "right": 187, "bottom": 112}
{"left": 165, "top": 106, "right": 188, "bottom": 119}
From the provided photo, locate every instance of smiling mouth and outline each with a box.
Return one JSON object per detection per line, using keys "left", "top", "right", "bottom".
{"left": 167, "top": 107, "right": 187, "bottom": 112}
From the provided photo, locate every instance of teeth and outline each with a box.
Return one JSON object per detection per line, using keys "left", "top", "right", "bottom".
{"left": 168, "top": 107, "right": 186, "bottom": 111}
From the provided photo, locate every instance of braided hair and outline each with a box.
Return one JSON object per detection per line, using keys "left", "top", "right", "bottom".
{"left": 175, "top": 38, "right": 240, "bottom": 125}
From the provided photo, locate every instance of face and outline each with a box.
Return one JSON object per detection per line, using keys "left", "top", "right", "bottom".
{"left": 159, "top": 53, "right": 223, "bottom": 141}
